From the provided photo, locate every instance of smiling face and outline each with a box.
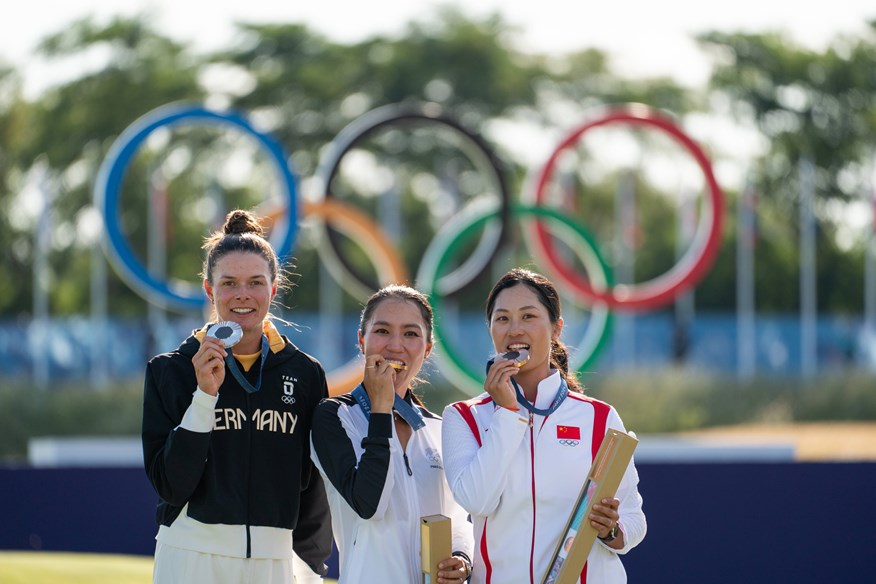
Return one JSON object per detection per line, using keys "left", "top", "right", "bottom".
{"left": 358, "top": 298, "right": 432, "bottom": 395}
{"left": 489, "top": 283, "right": 562, "bottom": 381}
{"left": 204, "top": 251, "right": 277, "bottom": 342}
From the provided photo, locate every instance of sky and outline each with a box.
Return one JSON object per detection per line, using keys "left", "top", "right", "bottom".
{"left": 1, "top": 0, "right": 875, "bottom": 98}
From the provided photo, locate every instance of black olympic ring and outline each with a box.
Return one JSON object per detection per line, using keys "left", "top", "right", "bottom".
{"left": 311, "top": 101, "right": 512, "bottom": 298}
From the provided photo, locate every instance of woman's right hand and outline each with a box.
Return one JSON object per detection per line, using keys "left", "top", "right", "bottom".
{"left": 484, "top": 356, "right": 519, "bottom": 410}
{"left": 437, "top": 555, "right": 470, "bottom": 583}
{"left": 194, "top": 336, "right": 227, "bottom": 396}
{"left": 362, "top": 355, "right": 396, "bottom": 413}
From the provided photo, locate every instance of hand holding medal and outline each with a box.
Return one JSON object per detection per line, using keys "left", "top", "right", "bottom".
{"left": 196, "top": 321, "right": 243, "bottom": 396}
{"left": 483, "top": 349, "right": 529, "bottom": 410}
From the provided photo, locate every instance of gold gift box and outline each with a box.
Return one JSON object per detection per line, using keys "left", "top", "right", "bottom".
{"left": 421, "top": 514, "right": 451, "bottom": 584}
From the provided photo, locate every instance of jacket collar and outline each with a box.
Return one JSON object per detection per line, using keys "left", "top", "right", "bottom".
{"left": 531, "top": 370, "right": 563, "bottom": 410}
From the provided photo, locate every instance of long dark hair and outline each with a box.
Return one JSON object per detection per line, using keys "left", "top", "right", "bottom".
{"left": 485, "top": 268, "right": 584, "bottom": 393}
{"left": 359, "top": 284, "right": 434, "bottom": 403}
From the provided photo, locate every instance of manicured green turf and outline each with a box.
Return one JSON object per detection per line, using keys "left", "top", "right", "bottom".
{"left": 0, "top": 552, "right": 152, "bottom": 584}
{"left": 0, "top": 552, "right": 338, "bottom": 583}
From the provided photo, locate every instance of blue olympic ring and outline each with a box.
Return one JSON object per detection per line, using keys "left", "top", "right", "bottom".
{"left": 93, "top": 102, "right": 298, "bottom": 312}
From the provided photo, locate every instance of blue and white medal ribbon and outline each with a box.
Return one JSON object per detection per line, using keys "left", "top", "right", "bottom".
{"left": 352, "top": 384, "right": 426, "bottom": 431}
{"left": 512, "top": 377, "right": 568, "bottom": 417}
{"left": 225, "top": 335, "right": 270, "bottom": 394}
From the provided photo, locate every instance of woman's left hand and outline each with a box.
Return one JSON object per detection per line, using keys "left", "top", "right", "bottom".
{"left": 437, "top": 555, "right": 470, "bottom": 583}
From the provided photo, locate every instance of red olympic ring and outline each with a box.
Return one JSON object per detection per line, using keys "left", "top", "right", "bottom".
{"left": 528, "top": 104, "right": 725, "bottom": 311}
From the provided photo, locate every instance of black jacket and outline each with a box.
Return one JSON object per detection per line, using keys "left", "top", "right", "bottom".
{"left": 142, "top": 331, "right": 332, "bottom": 574}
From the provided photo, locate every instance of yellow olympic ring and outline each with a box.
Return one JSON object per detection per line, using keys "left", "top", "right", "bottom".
{"left": 257, "top": 198, "right": 410, "bottom": 396}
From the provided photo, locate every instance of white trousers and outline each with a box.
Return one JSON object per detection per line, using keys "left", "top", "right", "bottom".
{"left": 153, "top": 542, "right": 322, "bottom": 584}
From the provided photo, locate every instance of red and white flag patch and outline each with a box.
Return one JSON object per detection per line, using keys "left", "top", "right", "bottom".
{"left": 556, "top": 425, "right": 581, "bottom": 440}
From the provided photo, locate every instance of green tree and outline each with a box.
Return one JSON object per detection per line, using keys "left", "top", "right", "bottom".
{"left": 0, "top": 8, "right": 703, "bottom": 319}
{"left": 697, "top": 23, "right": 876, "bottom": 312}
{"left": 1, "top": 16, "right": 205, "bottom": 317}
{"left": 699, "top": 25, "right": 876, "bottom": 205}
{"left": 0, "top": 64, "right": 31, "bottom": 315}
{"left": 210, "top": 8, "right": 699, "bottom": 311}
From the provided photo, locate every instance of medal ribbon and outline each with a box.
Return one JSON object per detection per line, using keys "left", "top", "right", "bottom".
{"left": 225, "top": 335, "right": 270, "bottom": 394}
{"left": 512, "top": 376, "right": 569, "bottom": 417}
{"left": 352, "top": 384, "right": 426, "bottom": 431}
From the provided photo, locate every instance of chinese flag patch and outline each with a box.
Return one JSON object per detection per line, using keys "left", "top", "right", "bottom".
{"left": 556, "top": 425, "right": 581, "bottom": 440}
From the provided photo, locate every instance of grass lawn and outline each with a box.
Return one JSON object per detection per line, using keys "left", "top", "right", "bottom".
{"left": 0, "top": 552, "right": 152, "bottom": 584}
{"left": 0, "top": 552, "right": 338, "bottom": 584}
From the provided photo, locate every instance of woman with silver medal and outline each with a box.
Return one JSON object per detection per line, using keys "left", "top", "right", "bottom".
{"left": 142, "top": 209, "right": 332, "bottom": 584}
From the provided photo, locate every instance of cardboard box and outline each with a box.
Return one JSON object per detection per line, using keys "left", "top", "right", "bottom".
{"left": 421, "top": 514, "right": 452, "bottom": 584}
{"left": 541, "top": 428, "right": 639, "bottom": 584}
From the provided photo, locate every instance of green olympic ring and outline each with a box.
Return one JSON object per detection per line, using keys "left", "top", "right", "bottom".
{"left": 417, "top": 203, "right": 613, "bottom": 396}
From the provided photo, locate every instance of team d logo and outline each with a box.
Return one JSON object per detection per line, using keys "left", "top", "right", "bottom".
{"left": 282, "top": 379, "right": 296, "bottom": 405}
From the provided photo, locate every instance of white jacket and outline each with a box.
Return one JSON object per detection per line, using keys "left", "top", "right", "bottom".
{"left": 442, "top": 372, "right": 646, "bottom": 584}
{"left": 311, "top": 392, "right": 473, "bottom": 583}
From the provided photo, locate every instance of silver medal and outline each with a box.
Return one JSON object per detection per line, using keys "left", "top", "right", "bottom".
{"left": 206, "top": 321, "right": 243, "bottom": 348}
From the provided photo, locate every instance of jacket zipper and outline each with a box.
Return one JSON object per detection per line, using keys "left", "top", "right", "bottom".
{"left": 399, "top": 433, "right": 417, "bottom": 583}
{"left": 245, "top": 389, "right": 253, "bottom": 558}
{"left": 529, "top": 411, "right": 536, "bottom": 583}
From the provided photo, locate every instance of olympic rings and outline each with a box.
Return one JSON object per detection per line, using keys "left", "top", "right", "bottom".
{"left": 311, "top": 102, "right": 512, "bottom": 299}
{"left": 93, "top": 102, "right": 299, "bottom": 312}
{"left": 97, "top": 100, "right": 725, "bottom": 397}
{"left": 417, "top": 204, "right": 614, "bottom": 395}
{"left": 525, "top": 103, "right": 725, "bottom": 311}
